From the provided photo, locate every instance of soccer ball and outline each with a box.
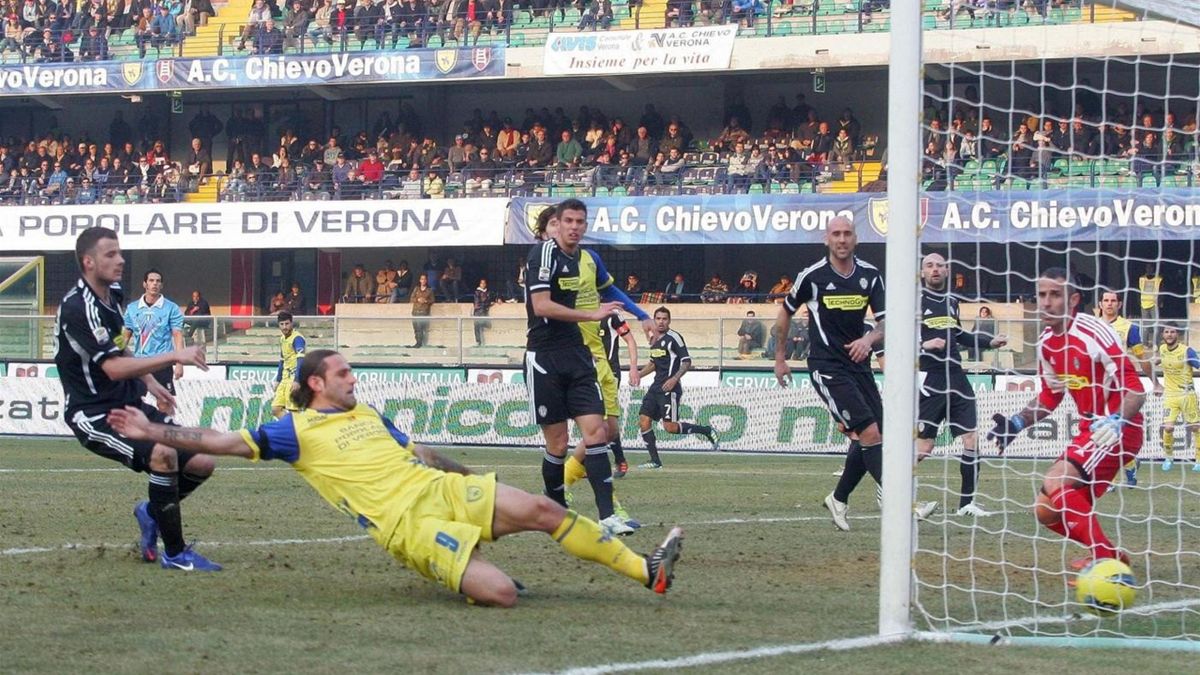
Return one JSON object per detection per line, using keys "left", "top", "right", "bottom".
{"left": 1075, "top": 558, "right": 1137, "bottom": 615}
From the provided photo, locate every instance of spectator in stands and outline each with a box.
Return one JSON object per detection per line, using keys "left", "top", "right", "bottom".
{"left": 968, "top": 305, "right": 995, "bottom": 361}
{"left": 149, "top": 4, "right": 179, "bottom": 52}
{"left": 664, "top": 273, "right": 686, "bottom": 302}
{"left": 767, "top": 274, "right": 792, "bottom": 302}
{"left": 472, "top": 277, "right": 496, "bottom": 346}
{"left": 451, "top": 0, "right": 482, "bottom": 44}
{"left": 410, "top": 273, "right": 434, "bottom": 347}
{"left": 238, "top": 0, "right": 271, "bottom": 50}
{"left": 713, "top": 117, "right": 750, "bottom": 153}
{"left": 269, "top": 291, "right": 288, "bottom": 315}
{"left": 730, "top": 0, "right": 763, "bottom": 27}
{"left": 1130, "top": 130, "right": 1161, "bottom": 180}
{"left": 391, "top": 260, "right": 413, "bottom": 302}
{"left": 495, "top": 118, "right": 519, "bottom": 161}
{"left": 658, "top": 121, "right": 686, "bottom": 156}
{"left": 284, "top": 282, "right": 307, "bottom": 314}
{"left": 358, "top": 150, "right": 384, "bottom": 184}
{"left": 725, "top": 141, "right": 753, "bottom": 192}
{"left": 132, "top": 7, "right": 155, "bottom": 57}
{"left": 764, "top": 313, "right": 808, "bottom": 360}
{"left": 186, "top": 137, "right": 211, "bottom": 190}
{"left": 653, "top": 146, "right": 685, "bottom": 186}
{"left": 1008, "top": 124, "right": 1034, "bottom": 179}
{"left": 578, "top": 0, "right": 612, "bottom": 29}
{"left": 555, "top": 129, "right": 583, "bottom": 168}
{"left": 830, "top": 129, "right": 855, "bottom": 170}
{"left": 625, "top": 273, "right": 643, "bottom": 296}
{"left": 422, "top": 167, "right": 444, "bottom": 198}
{"left": 283, "top": 0, "right": 310, "bottom": 47}
{"left": 342, "top": 263, "right": 374, "bottom": 303}
{"left": 525, "top": 127, "right": 553, "bottom": 168}
{"left": 701, "top": 274, "right": 728, "bottom": 303}
{"left": 77, "top": 24, "right": 107, "bottom": 60}
{"left": 183, "top": 290, "right": 212, "bottom": 345}
{"left": 396, "top": 167, "right": 423, "bottom": 197}
{"left": 977, "top": 117, "right": 1003, "bottom": 159}
{"left": 305, "top": 157, "right": 332, "bottom": 197}
{"left": 374, "top": 268, "right": 397, "bottom": 304}
{"left": 376, "top": 0, "right": 401, "bottom": 46}
{"left": 628, "top": 125, "right": 655, "bottom": 165}
{"left": 736, "top": 310, "right": 765, "bottom": 358}
{"left": 309, "top": 0, "right": 335, "bottom": 44}
{"left": 464, "top": 146, "right": 496, "bottom": 192}
{"left": 353, "top": 0, "right": 381, "bottom": 46}
{"left": 446, "top": 134, "right": 468, "bottom": 171}
{"left": 1032, "top": 119, "right": 1055, "bottom": 177}
{"left": 438, "top": 257, "right": 463, "bottom": 302}
{"left": 664, "top": 0, "right": 692, "bottom": 26}
{"left": 1, "top": 15, "right": 22, "bottom": 61}
{"left": 732, "top": 271, "right": 758, "bottom": 302}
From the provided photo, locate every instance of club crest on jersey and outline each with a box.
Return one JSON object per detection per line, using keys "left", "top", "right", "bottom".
{"left": 859, "top": 277, "right": 868, "bottom": 290}
{"left": 867, "top": 196, "right": 930, "bottom": 238}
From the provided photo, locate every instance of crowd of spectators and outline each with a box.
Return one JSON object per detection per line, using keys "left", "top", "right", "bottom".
{"left": 215, "top": 96, "right": 876, "bottom": 201}
{"left": 0, "top": 0, "right": 216, "bottom": 62}
{"left": 920, "top": 103, "right": 1200, "bottom": 189}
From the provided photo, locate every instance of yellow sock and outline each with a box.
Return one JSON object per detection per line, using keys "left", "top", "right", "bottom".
{"left": 552, "top": 510, "right": 648, "bottom": 585}
{"left": 564, "top": 455, "right": 587, "bottom": 488}
{"left": 1124, "top": 458, "right": 1137, "bottom": 470}
{"left": 1163, "top": 430, "right": 1175, "bottom": 457}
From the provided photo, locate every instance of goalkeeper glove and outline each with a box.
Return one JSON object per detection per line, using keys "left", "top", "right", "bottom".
{"left": 987, "top": 413, "right": 1025, "bottom": 451}
{"left": 1090, "top": 414, "right": 1125, "bottom": 448}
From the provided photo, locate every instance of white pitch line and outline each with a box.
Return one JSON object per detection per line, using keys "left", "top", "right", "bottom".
{"left": 524, "top": 633, "right": 906, "bottom": 675}
{"left": 0, "top": 466, "right": 288, "bottom": 474}
{"left": 946, "top": 597, "right": 1200, "bottom": 635}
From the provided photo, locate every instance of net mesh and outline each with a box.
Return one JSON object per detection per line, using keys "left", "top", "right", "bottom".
{"left": 907, "top": 7, "right": 1200, "bottom": 642}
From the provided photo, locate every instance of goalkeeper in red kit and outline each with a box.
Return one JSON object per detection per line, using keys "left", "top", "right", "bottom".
{"left": 989, "top": 267, "right": 1145, "bottom": 569}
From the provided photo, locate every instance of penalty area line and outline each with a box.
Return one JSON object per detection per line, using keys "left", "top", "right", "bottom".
{"left": 525, "top": 633, "right": 905, "bottom": 675}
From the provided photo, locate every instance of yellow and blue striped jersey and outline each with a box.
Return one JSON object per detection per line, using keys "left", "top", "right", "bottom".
{"left": 1105, "top": 315, "right": 1146, "bottom": 359}
{"left": 1158, "top": 343, "right": 1200, "bottom": 396}
{"left": 577, "top": 249, "right": 615, "bottom": 359}
{"left": 240, "top": 404, "right": 441, "bottom": 547}
{"left": 277, "top": 331, "right": 306, "bottom": 381}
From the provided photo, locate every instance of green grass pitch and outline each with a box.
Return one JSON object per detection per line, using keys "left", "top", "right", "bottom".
{"left": 1, "top": 439, "right": 1196, "bottom": 673}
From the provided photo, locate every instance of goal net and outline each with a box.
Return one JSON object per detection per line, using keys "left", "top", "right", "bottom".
{"left": 883, "top": 0, "right": 1200, "bottom": 648}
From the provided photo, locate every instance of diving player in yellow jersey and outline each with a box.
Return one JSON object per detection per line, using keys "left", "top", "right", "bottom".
{"left": 1153, "top": 324, "right": 1200, "bottom": 473}
{"left": 1098, "top": 290, "right": 1161, "bottom": 485}
{"left": 271, "top": 312, "right": 306, "bottom": 418}
{"left": 107, "top": 349, "right": 685, "bottom": 606}
{"left": 532, "top": 205, "right": 654, "bottom": 531}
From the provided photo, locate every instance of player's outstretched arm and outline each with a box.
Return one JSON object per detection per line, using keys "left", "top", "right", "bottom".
{"left": 101, "top": 346, "right": 208, "bottom": 382}
{"left": 987, "top": 398, "right": 1054, "bottom": 451}
{"left": 413, "top": 444, "right": 473, "bottom": 475}
{"left": 622, "top": 331, "right": 640, "bottom": 386}
{"left": 108, "top": 406, "right": 253, "bottom": 458}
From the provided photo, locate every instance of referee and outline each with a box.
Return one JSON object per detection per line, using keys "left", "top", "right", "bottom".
{"left": 774, "top": 216, "right": 886, "bottom": 532}
{"left": 56, "top": 227, "right": 218, "bottom": 571}
{"left": 913, "top": 253, "right": 1006, "bottom": 517}
{"left": 122, "top": 268, "right": 186, "bottom": 398}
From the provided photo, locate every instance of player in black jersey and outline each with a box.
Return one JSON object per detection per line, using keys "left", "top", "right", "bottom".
{"left": 914, "top": 253, "right": 1006, "bottom": 517}
{"left": 524, "top": 199, "right": 629, "bottom": 534}
{"left": 54, "top": 227, "right": 219, "bottom": 571}
{"left": 600, "top": 313, "right": 641, "bottom": 477}
{"left": 636, "top": 307, "right": 719, "bottom": 469}
{"left": 774, "top": 216, "right": 885, "bottom": 531}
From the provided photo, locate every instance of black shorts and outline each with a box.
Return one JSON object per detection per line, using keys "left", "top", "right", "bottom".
{"left": 917, "top": 370, "right": 977, "bottom": 440}
{"left": 808, "top": 363, "right": 882, "bottom": 436}
{"left": 67, "top": 403, "right": 193, "bottom": 474}
{"left": 524, "top": 345, "right": 604, "bottom": 426}
{"left": 639, "top": 387, "right": 681, "bottom": 423}
{"left": 134, "top": 367, "right": 176, "bottom": 399}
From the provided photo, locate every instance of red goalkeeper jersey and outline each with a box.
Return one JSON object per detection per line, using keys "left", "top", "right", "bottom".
{"left": 1036, "top": 313, "right": 1144, "bottom": 433}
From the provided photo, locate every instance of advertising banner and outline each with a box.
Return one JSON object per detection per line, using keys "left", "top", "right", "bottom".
{"left": 506, "top": 190, "right": 1200, "bottom": 246}
{"left": 0, "top": 198, "right": 507, "bottom": 252}
{"left": 543, "top": 25, "right": 737, "bottom": 76}
{"left": 0, "top": 363, "right": 225, "bottom": 380}
{"left": 0, "top": 377, "right": 1168, "bottom": 459}
{"left": 0, "top": 47, "right": 503, "bottom": 97}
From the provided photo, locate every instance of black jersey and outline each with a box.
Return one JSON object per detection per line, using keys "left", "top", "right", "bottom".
{"left": 783, "top": 256, "right": 886, "bottom": 370}
{"left": 649, "top": 328, "right": 690, "bottom": 390}
{"left": 600, "top": 314, "right": 630, "bottom": 373}
{"left": 54, "top": 278, "right": 137, "bottom": 416}
{"left": 524, "top": 240, "right": 583, "bottom": 351}
{"left": 919, "top": 288, "right": 993, "bottom": 375}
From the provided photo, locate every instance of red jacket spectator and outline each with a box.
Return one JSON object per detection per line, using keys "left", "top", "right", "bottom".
{"left": 358, "top": 152, "right": 384, "bottom": 183}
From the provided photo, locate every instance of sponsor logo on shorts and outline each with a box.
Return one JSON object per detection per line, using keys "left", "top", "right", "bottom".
{"left": 435, "top": 531, "right": 460, "bottom": 552}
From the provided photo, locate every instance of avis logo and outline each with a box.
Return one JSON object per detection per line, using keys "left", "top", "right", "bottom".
{"left": 550, "top": 36, "right": 598, "bottom": 51}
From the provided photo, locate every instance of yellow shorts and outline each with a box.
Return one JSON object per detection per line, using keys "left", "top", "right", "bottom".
{"left": 385, "top": 472, "right": 497, "bottom": 593}
{"left": 272, "top": 377, "right": 298, "bottom": 411}
{"left": 594, "top": 355, "right": 620, "bottom": 418}
{"left": 1163, "top": 392, "right": 1200, "bottom": 425}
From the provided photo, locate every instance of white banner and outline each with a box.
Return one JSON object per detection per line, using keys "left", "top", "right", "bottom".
{"left": 0, "top": 377, "right": 1179, "bottom": 459}
{"left": 542, "top": 25, "right": 737, "bottom": 76}
{"left": 0, "top": 198, "right": 507, "bottom": 252}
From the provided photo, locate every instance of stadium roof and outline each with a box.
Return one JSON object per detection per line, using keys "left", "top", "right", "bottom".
{"left": 1116, "top": 1, "right": 1200, "bottom": 27}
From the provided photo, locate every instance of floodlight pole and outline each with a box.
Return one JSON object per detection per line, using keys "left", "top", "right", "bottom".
{"left": 878, "top": 0, "right": 921, "bottom": 640}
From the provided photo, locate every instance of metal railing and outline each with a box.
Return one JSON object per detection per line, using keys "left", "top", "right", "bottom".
{"left": 0, "top": 312, "right": 1057, "bottom": 373}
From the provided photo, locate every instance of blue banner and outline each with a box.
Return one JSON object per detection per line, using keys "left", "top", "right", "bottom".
{"left": 0, "top": 47, "right": 503, "bottom": 96}
{"left": 506, "top": 188, "right": 1200, "bottom": 245}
